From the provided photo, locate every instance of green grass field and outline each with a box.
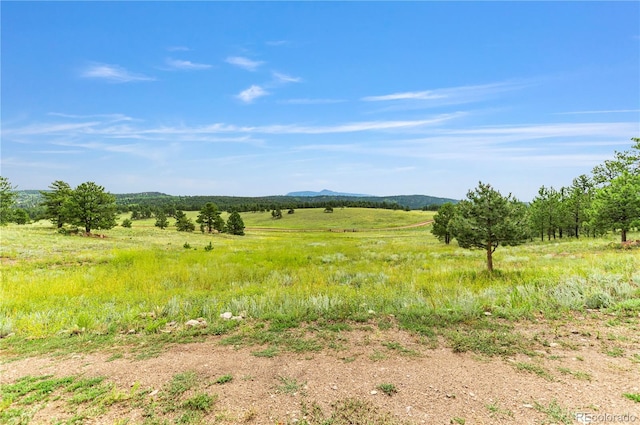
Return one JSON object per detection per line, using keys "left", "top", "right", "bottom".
{"left": 133, "top": 208, "right": 434, "bottom": 230}
{"left": 1, "top": 208, "right": 638, "bottom": 350}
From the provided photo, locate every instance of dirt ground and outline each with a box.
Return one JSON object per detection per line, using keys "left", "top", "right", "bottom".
{"left": 2, "top": 313, "right": 639, "bottom": 424}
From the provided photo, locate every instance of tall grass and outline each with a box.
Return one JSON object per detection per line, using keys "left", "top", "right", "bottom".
{"left": 1, "top": 209, "right": 638, "bottom": 339}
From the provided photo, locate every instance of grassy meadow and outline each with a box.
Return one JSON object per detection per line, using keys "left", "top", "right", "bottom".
{"left": 1, "top": 207, "right": 639, "bottom": 354}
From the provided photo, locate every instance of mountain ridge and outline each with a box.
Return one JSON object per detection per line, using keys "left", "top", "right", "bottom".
{"left": 16, "top": 190, "right": 458, "bottom": 211}
{"left": 286, "top": 189, "right": 371, "bottom": 197}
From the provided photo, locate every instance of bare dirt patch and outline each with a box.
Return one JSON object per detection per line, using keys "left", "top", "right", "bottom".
{"left": 2, "top": 316, "right": 639, "bottom": 424}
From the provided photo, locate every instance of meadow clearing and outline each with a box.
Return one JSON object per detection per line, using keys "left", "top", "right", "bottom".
{"left": 1, "top": 208, "right": 639, "bottom": 424}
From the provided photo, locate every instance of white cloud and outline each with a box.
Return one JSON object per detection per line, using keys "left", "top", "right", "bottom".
{"left": 225, "top": 56, "right": 264, "bottom": 71}
{"left": 272, "top": 71, "right": 302, "bottom": 84}
{"left": 447, "top": 122, "right": 637, "bottom": 139}
{"left": 556, "top": 109, "right": 640, "bottom": 115}
{"left": 80, "top": 63, "right": 155, "bottom": 83}
{"left": 0, "top": 156, "right": 69, "bottom": 169}
{"left": 47, "top": 112, "right": 134, "bottom": 121}
{"left": 236, "top": 85, "right": 269, "bottom": 103}
{"left": 257, "top": 115, "right": 458, "bottom": 134}
{"left": 3, "top": 121, "right": 102, "bottom": 136}
{"left": 362, "top": 81, "right": 528, "bottom": 106}
{"left": 167, "top": 46, "right": 191, "bottom": 52}
{"left": 165, "top": 58, "right": 212, "bottom": 70}
{"left": 363, "top": 91, "right": 446, "bottom": 102}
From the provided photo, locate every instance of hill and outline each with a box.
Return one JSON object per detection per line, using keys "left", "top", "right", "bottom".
{"left": 15, "top": 190, "right": 458, "bottom": 211}
{"left": 286, "top": 189, "right": 371, "bottom": 197}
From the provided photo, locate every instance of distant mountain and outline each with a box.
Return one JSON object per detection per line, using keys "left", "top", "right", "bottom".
{"left": 286, "top": 189, "right": 371, "bottom": 197}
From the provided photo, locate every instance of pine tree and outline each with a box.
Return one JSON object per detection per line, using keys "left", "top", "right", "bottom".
{"left": 591, "top": 171, "right": 640, "bottom": 242}
{"left": 65, "top": 182, "right": 117, "bottom": 233}
{"left": 0, "top": 176, "right": 16, "bottom": 226}
{"left": 431, "top": 202, "right": 455, "bottom": 244}
{"left": 40, "top": 180, "right": 73, "bottom": 228}
{"left": 226, "top": 211, "right": 245, "bottom": 235}
{"left": 155, "top": 211, "right": 169, "bottom": 229}
{"left": 175, "top": 210, "right": 195, "bottom": 232}
{"left": 449, "top": 182, "right": 528, "bottom": 272}
{"left": 196, "top": 202, "right": 223, "bottom": 233}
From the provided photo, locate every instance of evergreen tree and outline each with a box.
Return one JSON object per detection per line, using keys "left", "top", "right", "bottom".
{"left": 566, "top": 175, "right": 594, "bottom": 238}
{"left": 590, "top": 171, "right": 640, "bottom": 242}
{"left": 449, "top": 182, "right": 528, "bottom": 272}
{"left": 0, "top": 176, "right": 16, "bottom": 226}
{"left": 226, "top": 211, "right": 245, "bottom": 235}
{"left": 175, "top": 210, "right": 195, "bottom": 232}
{"left": 13, "top": 208, "right": 30, "bottom": 225}
{"left": 155, "top": 211, "right": 169, "bottom": 230}
{"left": 430, "top": 202, "right": 455, "bottom": 244}
{"left": 588, "top": 138, "right": 640, "bottom": 241}
{"left": 196, "top": 202, "right": 224, "bottom": 233}
{"left": 592, "top": 137, "right": 640, "bottom": 184}
{"left": 529, "top": 186, "right": 561, "bottom": 241}
{"left": 65, "top": 182, "right": 117, "bottom": 233}
{"left": 40, "top": 180, "right": 73, "bottom": 228}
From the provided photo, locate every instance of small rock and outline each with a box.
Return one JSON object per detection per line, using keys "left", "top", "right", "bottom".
{"left": 371, "top": 390, "right": 378, "bottom": 395}
{"left": 220, "top": 312, "right": 233, "bottom": 320}
{"left": 484, "top": 311, "right": 492, "bottom": 316}
{"left": 469, "top": 392, "right": 476, "bottom": 397}
{"left": 331, "top": 385, "right": 338, "bottom": 390}
{"left": 185, "top": 318, "right": 207, "bottom": 328}
{"left": 149, "top": 389, "right": 159, "bottom": 396}
{"left": 523, "top": 404, "right": 533, "bottom": 409}
{"left": 446, "top": 393, "right": 456, "bottom": 399}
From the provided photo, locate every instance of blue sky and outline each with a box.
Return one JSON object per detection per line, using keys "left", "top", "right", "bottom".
{"left": 2, "top": 2, "right": 639, "bottom": 201}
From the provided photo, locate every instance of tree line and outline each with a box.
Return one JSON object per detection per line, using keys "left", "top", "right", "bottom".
{"left": 11, "top": 192, "right": 437, "bottom": 221}
{"left": 0, "top": 180, "right": 245, "bottom": 236}
{"left": 431, "top": 138, "right": 640, "bottom": 272}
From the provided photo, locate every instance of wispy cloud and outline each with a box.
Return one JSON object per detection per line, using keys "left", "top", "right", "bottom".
{"left": 236, "top": 85, "right": 269, "bottom": 103}
{"left": 167, "top": 46, "right": 191, "bottom": 52}
{"left": 47, "top": 112, "right": 134, "bottom": 121}
{"left": 7, "top": 113, "right": 636, "bottom": 169}
{"left": 54, "top": 140, "right": 169, "bottom": 162}
{"left": 225, "top": 56, "right": 264, "bottom": 71}
{"left": 292, "top": 121, "right": 637, "bottom": 166}
{"left": 446, "top": 122, "right": 638, "bottom": 139}
{"left": 272, "top": 71, "right": 302, "bottom": 84}
{"left": 363, "top": 91, "right": 445, "bottom": 102}
{"left": 80, "top": 62, "right": 155, "bottom": 83}
{"left": 1, "top": 156, "right": 69, "bottom": 169}
{"left": 4, "top": 121, "right": 103, "bottom": 136}
{"left": 165, "top": 58, "right": 212, "bottom": 71}
{"left": 362, "top": 81, "right": 528, "bottom": 108}
{"left": 257, "top": 115, "right": 459, "bottom": 134}
{"left": 556, "top": 109, "right": 640, "bottom": 115}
